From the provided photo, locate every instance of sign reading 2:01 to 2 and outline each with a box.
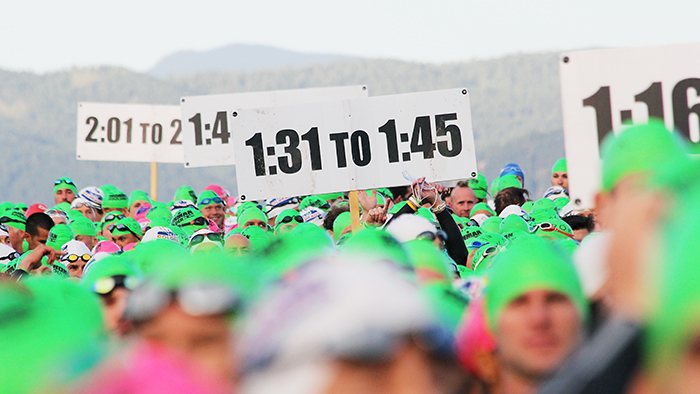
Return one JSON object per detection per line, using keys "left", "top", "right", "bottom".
{"left": 231, "top": 88, "right": 478, "bottom": 201}
{"left": 76, "top": 103, "right": 183, "bottom": 163}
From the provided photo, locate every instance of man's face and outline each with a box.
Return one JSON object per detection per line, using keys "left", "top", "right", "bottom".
{"left": 243, "top": 219, "right": 267, "bottom": 230}
{"left": 75, "top": 234, "right": 97, "bottom": 251}
{"left": 224, "top": 234, "right": 251, "bottom": 256}
{"left": 496, "top": 289, "right": 581, "bottom": 379}
{"left": 54, "top": 188, "right": 75, "bottom": 205}
{"left": 7, "top": 227, "right": 25, "bottom": 253}
{"left": 100, "top": 287, "right": 132, "bottom": 336}
{"left": 551, "top": 171, "right": 569, "bottom": 190}
{"left": 113, "top": 233, "right": 140, "bottom": 249}
{"left": 26, "top": 227, "right": 51, "bottom": 251}
{"left": 138, "top": 303, "right": 234, "bottom": 384}
{"left": 200, "top": 204, "right": 225, "bottom": 229}
{"left": 129, "top": 201, "right": 148, "bottom": 218}
{"left": 449, "top": 187, "right": 477, "bottom": 218}
{"left": 74, "top": 205, "right": 100, "bottom": 222}
{"left": 67, "top": 259, "right": 87, "bottom": 278}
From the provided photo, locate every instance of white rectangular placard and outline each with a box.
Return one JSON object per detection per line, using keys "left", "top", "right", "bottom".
{"left": 76, "top": 103, "right": 183, "bottom": 163}
{"left": 180, "top": 85, "right": 369, "bottom": 167}
{"left": 231, "top": 88, "right": 477, "bottom": 201}
{"left": 560, "top": 42, "right": 700, "bottom": 208}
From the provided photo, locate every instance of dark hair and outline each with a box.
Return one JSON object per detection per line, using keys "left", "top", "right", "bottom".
{"left": 562, "top": 215, "right": 595, "bottom": 232}
{"left": 323, "top": 204, "right": 350, "bottom": 232}
{"left": 26, "top": 213, "right": 55, "bottom": 237}
{"left": 494, "top": 187, "right": 529, "bottom": 215}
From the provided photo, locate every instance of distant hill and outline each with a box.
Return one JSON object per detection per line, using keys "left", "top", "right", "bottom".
{"left": 0, "top": 50, "right": 564, "bottom": 205}
{"left": 149, "top": 44, "right": 354, "bottom": 78}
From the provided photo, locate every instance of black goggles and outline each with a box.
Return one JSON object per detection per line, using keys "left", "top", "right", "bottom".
{"left": 109, "top": 223, "right": 142, "bottom": 239}
{"left": 0, "top": 251, "right": 20, "bottom": 262}
{"left": 0, "top": 217, "right": 24, "bottom": 225}
{"left": 91, "top": 275, "right": 141, "bottom": 295}
{"left": 103, "top": 213, "right": 126, "bottom": 224}
{"left": 278, "top": 215, "right": 304, "bottom": 225}
{"left": 54, "top": 177, "right": 75, "bottom": 186}
{"left": 189, "top": 233, "right": 223, "bottom": 247}
{"left": 124, "top": 282, "right": 240, "bottom": 322}
{"left": 179, "top": 217, "right": 208, "bottom": 227}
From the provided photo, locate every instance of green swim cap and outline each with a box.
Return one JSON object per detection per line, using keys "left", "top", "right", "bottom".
{"left": 497, "top": 174, "right": 523, "bottom": 191}
{"left": 274, "top": 208, "right": 301, "bottom": 235}
{"left": 146, "top": 206, "right": 172, "bottom": 220}
{"left": 484, "top": 235, "right": 587, "bottom": 332}
{"left": 467, "top": 174, "right": 488, "bottom": 200}
{"left": 110, "top": 217, "right": 143, "bottom": 239}
{"left": 102, "top": 190, "right": 128, "bottom": 210}
{"left": 128, "top": 190, "right": 150, "bottom": 208}
{"left": 554, "top": 197, "right": 570, "bottom": 212}
{"left": 82, "top": 254, "right": 142, "bottom": 290}
{"left": 420, "top": 282, "right": 470, "bottom": 333}
{"left": 481, "top": 216, "right": 502, "bottom": 234}
{"left": 332, "top": 212, "right": 353, "bottom": 242}
{"left": 241, "top": 225, "right": 271, "bottom": 251}
{"left": 54, "top": 177, "right": 78, "bottom": 195}
{"left": 478, "top": 232, "right": 508, "bottom": 247}
{"left": 316, "top": 192, "right": 343, "bottom": 201}
{"left": 0, "top": 209, "right": 27, "bottom": 232}
{"left": 339, "top": 228, "right": 412, "bottom": 270}
{"left": 69, "top": 216, "right": 97, "bottom": 237}
{"left": 171, "top": 207, "right": 207, "bottom": 232}
{"left": 522, "top": 201, "right": 534, "bottom": 213}
{"left": 552, "top": 158, "right": 567, "bottom": 174}
{"left": 299, "top": 195, "right": 331, "bottom": 212}
{"left": 499, "top": 214, "right": 530, "bottom": 234}
{"left": 531, "top": 198, "right": 558, "bottom": 214}
{"left": 532, "top": 217, "right": 573, "bottom": 241}
{"left": 601, "top": 120, "right": 688, "bottom": 193}
{"left": 174, "top": 186, "right": 197, "bottom": 204}
{"left": 148, "top": 216, "right": 172, "bottom": 229}
{"left": 237, "top": 207, "right": 267, "bottom": 229}
{"left": 461, "top": 225, "right": 483, "bottom": 242}
{"left": 128, "top": 239, "right": 189, "bottom": 275}
{"left": 197, "top": 190, "right": 222, "bottom": 209}
{"left": 47, "top": 224, "right": 74, "bottom": 251}
{"left": 490, "top": 177, "right": 501, "bottom": 197}
{"left": 405, "top": 239, "right": 452, "bottom": 285}
{"left": 470, "top": 202, "right": 495, "bottom": 218}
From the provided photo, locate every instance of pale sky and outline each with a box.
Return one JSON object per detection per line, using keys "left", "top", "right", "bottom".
{"left": 3, "top": 0, "right": 699, "bottom": 73}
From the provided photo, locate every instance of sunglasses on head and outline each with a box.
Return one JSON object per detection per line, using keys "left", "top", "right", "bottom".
{"left": 125, "top": 282, "right": 240, "bottom": 322}
{"left": 54, "top": 177, "right": 75, "bottom": 186}
{"left": 109, "top": 223, "right": 142, "bottom": 239}
{"left": 61, "top": 253, "right": 92, "bottom": 263}
{"left": 189, "top": 233, "right": 223, "bottom": 247}
{"left": 199, "top": 197, "right": 225, "bottom": 207}
{"left": 278, "top": 215, "right": 304, "bottom": 225}
{"left": 92, "top": 275, "right": 141, "bottom": 295}
{"left": 536, "top": 222, "right": 574, "bottom": 238}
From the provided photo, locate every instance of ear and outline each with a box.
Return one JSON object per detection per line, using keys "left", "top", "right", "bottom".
{"left": 23, "top": 231, "right": 31, "bottom": 242}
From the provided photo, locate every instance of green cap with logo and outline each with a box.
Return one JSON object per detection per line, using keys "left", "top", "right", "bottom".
{"left": 102, "top": 189, "right": 128, "bottom": 209}
{"left": 46, "top": 224, "right": 74, "bottom": 251}
{"left": 110, "top": 217, "right": 143, "bottom": 238}
{"left": 0, "top": 209, "right": 27, "bottom": 232}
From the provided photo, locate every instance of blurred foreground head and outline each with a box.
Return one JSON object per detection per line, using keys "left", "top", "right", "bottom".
{"left": 236, "top": 256, "right": 451, "bottom": 394}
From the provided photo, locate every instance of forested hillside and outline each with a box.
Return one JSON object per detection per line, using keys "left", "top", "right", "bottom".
{"left": 0, "top": 52, "right": 564, "bottom": 205}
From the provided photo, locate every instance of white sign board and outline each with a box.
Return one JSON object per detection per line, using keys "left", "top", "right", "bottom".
{"left": 77, "top": 103, "right": 183, "bottom": 163}
{"left": 560, "top": 42, "right": 700, "bottom": 208}
{"left": 180, "top": 86, "right": 369, "bottom": 168}
{"left": 231, "top": 88, "right": 477, "bottom": 201}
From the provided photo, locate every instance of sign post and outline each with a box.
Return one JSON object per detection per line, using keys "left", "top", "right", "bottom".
{"left": 230, "top": 88, "right": 478, "bottom": 201}
{"left": 559, "top": 42, "right": 700, "bottom": 208}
